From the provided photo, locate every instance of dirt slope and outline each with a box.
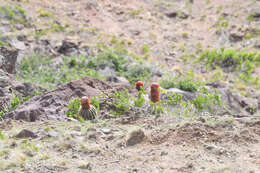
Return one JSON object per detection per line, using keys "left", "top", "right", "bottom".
{"left": 0, "top": 0, "right": 260, "bottom": 172}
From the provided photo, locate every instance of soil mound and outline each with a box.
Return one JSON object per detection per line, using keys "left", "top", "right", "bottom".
{"left": 5, "top": 77, "right": 134, "bottom": 121}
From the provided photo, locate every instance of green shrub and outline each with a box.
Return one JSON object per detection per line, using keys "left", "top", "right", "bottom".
{"left": 65, "top": 98, "right": 81, "bottom": 119}
{"left": 200, "top": 47, "right": 260, "bottom": 75}
{"left": 0, "top": 93, "right": 31, "bottom": 118}
{"left": 192, "top": 87, "right": 222, "bottom": 111}
{"left": 9, "top": 94, "right": 30, "bottom": 111}
{"left": 167, "top": 92, "right": 184, "bottom": 105}
{"left": 160, "top": 75, "right": 203, "bottom": 93}
{"left": 134, "top": 88, "right": 146, "bottom": 107}
{"left": 111, "top": 90, "right": 132, "bottom": 115}
{"left": 17, "top": 54, "right": 104, "bottom": 90}
{"left": 90, "top": 96, "right": 100, "bottom": 112}
{"left": 87, "top": 46, "right": 153, "bottom": 84}
{"left": 87, "top": 49, "right": 128, "bottom": 72}
{"left": 123, "top": 62, "right": 152, "bottom": 84}
{"left": 0, "top": 40, "right": 9, "bottom": 47}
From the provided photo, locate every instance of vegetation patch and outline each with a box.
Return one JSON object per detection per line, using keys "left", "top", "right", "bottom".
{"left": 87, "top": 44, "right": 156, "bottom": 84}
{"left": 0, "top": 5, "right": 27, "bottom": 25}
{"left": 0, "top": 93, "right": 31, "bottom": 118}
{"left": 17, "top": 53, "right": 104, "bottom": 90}
{"left": 160, "top": 73, "right": 204, "bottom": 92}
{"left": 200, "top": 47, "right": 260, "bottom": 75}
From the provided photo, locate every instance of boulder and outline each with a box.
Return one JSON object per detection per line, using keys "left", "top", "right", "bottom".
{"left": 126, "top": 129, "right": 145, "bottom": 146}
{"left": 0, "top": 46, "right": 18, "bottom": 74}
{"left": 5, "top": 77, "right": 134, "bottom": 121}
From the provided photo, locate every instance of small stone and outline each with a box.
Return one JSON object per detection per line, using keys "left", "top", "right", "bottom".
{"left": 160, "top": 151, "right": 168, "bottom": 156}
{"left": 126, "top": 129, "right": 145, "bottom": 146}
{"left": 101, "top": 128, "right": 111, "bottom": 134}
{"left": 48, "top": 131, "right": 59, "bottom": 137}
{"left": 73, "top": 126, "right": 81, "bottom": 132}
{"left": 165, "top": 11, "right": 177, "bottom": 18}
{"left": 204, "top": 145, "right": 214, "bottom": 151}
{"left": 198, "top": 117, "right": 206, "bottom": 123}
{"left": 79, "top": 162, "right": 93, "bottom": 170}
{"left": 85, "top": 128, "right": 97, "bottom": 140}
{"left": 15, "top": 129, "right": 37, "bottom": 138}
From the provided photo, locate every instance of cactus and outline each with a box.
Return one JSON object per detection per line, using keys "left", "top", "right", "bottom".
{"left": 79, "top": 96, "right": 97, "bottom": 120}
{"left": 150, "top": 83, "right": 160, "bottom": 103}
{"left": 135, "top": 81, "right": 144, "bottom": 91}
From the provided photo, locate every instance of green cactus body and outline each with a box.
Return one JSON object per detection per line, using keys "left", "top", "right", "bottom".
{"left": 79, "top": 105, "right": 97, "bottom": 120}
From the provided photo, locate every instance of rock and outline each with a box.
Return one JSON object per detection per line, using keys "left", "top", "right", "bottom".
{"left": 15, "top": 129, "right": 37, "bottom": 138}
{"left": 47, "top": 131, "right": 59, "bottom": 138}
{"left": 57, "top": 40, "right": 79, "bottom": 56}
{"left": 161, "top": 88, "right": 197, "bottom": 102}
{"left": 218, "top": 88, "right": 259, "bottom": 115}
{"left": 165, "top": 11, "right": 178, "bottom": 18}
{"left": 0, "top": 46, "right": 18, "bottom": 74}
{"left": 5, "top": 76, "right": 134, "bottom": 121}
{"left": 85, "top": 128, "right": 98, "bottom": 140}
{"left": 178, "top": 11, "right": 189, "bottom": 19}
{"left": 160, "top": 151, "right": 168, "bottom": 156}
{"left": 79, "top": 162, "right": 93, "bottom": 170}
{"left": 9, "top": 38, "right": 26, "bottom": 50}
{"left": 126, "top": 129, "right": 145, "bottom": 146}
{"left": 165, "top": 10, "right": 189, "bottom": 19}
{"left": 73, "top": 126, "right": 81, "bottom": 132}
{"left": 229, "top": 31, "right": 244, "bottom": 42}
{"left": 198, "top": 117, "right": 206, "bottom": 123}
{"left": 106, "top": 75, "right": 129, "bottom": 84}
{"left": 12, "top": 82, "right": 46, "bottom": 97}
{"left": 0, "top": 69, "right": 46, "bottom": 114}
{"left": 101, "top": 128, "right": 112, "bottom": 134}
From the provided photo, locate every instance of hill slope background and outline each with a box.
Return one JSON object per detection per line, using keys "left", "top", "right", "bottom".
{"left": 0, "top": 0, "right": 260, "bottom": 172}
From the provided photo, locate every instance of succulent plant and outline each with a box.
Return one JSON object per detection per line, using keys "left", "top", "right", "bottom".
{"left": 79, "top": 96, "right": 97, "bottom": 120}
{"left": 135, "top": 81, "right": 144, "bottom": 91}
{"left": 150, "top": 83, "right": 160, "bottom": 103}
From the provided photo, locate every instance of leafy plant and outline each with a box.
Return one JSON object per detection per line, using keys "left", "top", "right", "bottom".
{"left": 200, "top": 47, "right": 260, "bottom": 75}
{"left": 134, "top": 87, "right": 146, "bottom": 107}
{"left": 0, "top": 40, "right": 9, "bottom": 46}
{"left": 123, "top": 62, "right": 152, "bottom": 84}
{"left": 167, "top": 92, "right": 184, "bottom": 105}
{"left": 9, "top": 94, "right": 30, "bottom": 111}
{"left": 111, "top": 90, "right": 132, "bottom": 115}
{"left": 160, "top": 75, "right": 203, "bottom": 93}
{"left": 192, "top": 87, "right": 222, "bottom": 111}
{"left": 87, "top": 45, "right": 154, "bottom": 84}
{"left": 90, "top": 96, "right": 100, "bottom": 112}
{"left": 65, "top": 98, "right": 81, "bottom": 119}
{"left": 149, "top": 101, "right": 165, "bottom": 115}
{"left": 17, "top": 53, "right": 104, "bottom": 89}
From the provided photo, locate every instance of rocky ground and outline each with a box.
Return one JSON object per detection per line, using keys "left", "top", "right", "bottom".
{"left": 0, "top": 0, "right": 260, "bottom": 172}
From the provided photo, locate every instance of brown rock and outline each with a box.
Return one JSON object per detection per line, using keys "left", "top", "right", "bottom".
{"left": 16, "top": 129, "right": 37, "bottom": 138}
{"left": 5, "top": 77, "right": 134, "bottom": 121}
{"left": 0, "top": 46, "right": 18, "bottom": 74}
{"left": 126, "top": 129, "right": 145, "bottom": 146}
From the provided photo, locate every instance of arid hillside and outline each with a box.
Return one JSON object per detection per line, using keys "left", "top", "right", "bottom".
{"left": 0, "top": 0, "right": 260, "bottom": 172}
